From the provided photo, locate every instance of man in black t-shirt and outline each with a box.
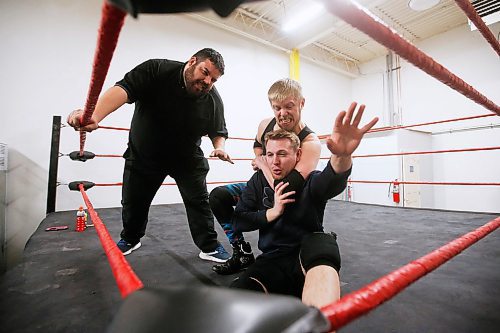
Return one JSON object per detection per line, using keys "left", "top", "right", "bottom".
{"left": 67, "top": 48, "right": 232, "bottom": 262}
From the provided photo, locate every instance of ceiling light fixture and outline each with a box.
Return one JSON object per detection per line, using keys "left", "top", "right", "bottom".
{"left": 408, "top": 0, "right": 440, "bottom": 11}
{"left": 282, "top": 1, "right": 324, "bottom": 32}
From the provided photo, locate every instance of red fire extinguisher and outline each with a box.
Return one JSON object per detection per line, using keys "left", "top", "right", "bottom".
{"left": 391, "top": 179, "right": 400, "bottom": 204}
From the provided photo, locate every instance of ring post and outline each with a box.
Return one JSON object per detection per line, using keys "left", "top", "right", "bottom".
{"left": 46, "top": 115, "right": 61, "bottom": 214}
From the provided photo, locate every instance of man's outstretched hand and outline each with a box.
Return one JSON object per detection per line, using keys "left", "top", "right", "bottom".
{"left": 326, "top": 102, "right": 378, "bottom": 157}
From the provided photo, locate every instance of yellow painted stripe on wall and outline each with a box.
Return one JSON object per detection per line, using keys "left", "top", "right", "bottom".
{"left": 289, "top": 48, "right": 300, "bottom": 81}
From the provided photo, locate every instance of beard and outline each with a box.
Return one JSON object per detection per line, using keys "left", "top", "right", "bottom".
{"left": 184, "top": 65, "right": 210, "bottom": 97}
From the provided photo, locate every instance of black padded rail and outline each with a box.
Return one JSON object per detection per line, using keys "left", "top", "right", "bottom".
{"left": 69, "top": 151, "right": 96, "bottom": 162}
{"left": 107, "top": 286, "right": 330, "bottom": 333}
{"left": 108, "top": 0, "right": 261, "bottom": 18}
{"left": 68, "top": 181, "right": 95, "bottom": 191}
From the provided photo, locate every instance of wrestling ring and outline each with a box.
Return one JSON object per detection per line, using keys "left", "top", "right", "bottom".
{"left": 1, "top": 1, "right": 499, "bottom": 332}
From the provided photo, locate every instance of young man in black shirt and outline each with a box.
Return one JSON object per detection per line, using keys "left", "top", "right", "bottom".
{"left": 230, "top": 103, "right": 378, "bottom": 308}
{"left": 67, "top": 48, "right": 232, "bottom": 262}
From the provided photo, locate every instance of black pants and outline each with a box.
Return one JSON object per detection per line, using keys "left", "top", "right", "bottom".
{"left": 120, "top": 158, "right": 219, "bottom": 252}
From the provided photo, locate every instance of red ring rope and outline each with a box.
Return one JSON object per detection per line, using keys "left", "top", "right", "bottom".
{"left": 97, "top": 125, "right": 130, "bottom": 131}
{"left": 79, "top": 184, "right": 143, "bottom": 298}
{"left": 91, "top": 181, "right": 250, "bottom": 187}
{"left": 321, "top": 0, "right": 500, "bottom": 115}
{"left": 90, "top": 113, "right": 498, "bottom": 139}
{"left": 454, "top": 0, "right": 500, "bottom": 56}
{"left": 358, "top": 113, "right": 496, "bottom": 135}
{"left": 79, "top": 2, "right": 126, "bottom": 154}
{"left": 347, "top": 180, "right": 500, "bottom": 186}
{"left": 320, "top": 146, "right": 500, "bottom": 159}
{"left": 95, "top": 154, "right": 124, "bottom": 158}
{"left": 321, "top": 216, "right": 500, "bottom": 330}
{"left": 97, "top": 125, "right": 257, "bottom": 142}
{"left": 69, "top": 145, "right": 499, "bottom": 160}
{"left": 59, "top": 180, "right": 498, "bottom": 188}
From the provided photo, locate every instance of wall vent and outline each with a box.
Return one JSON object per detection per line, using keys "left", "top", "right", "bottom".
{"left": 0, "top": 143, "right": 5, "bottom": 273}
{"left": 469, "top": 0, "right": 500, "bottom": 31}
{"left": 0, "top": 143, "right": 7, "bottom": 171}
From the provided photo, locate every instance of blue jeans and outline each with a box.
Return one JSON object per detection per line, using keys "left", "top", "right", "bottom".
{"left": 209, "top": 182, "right": 247, "bottom": 245}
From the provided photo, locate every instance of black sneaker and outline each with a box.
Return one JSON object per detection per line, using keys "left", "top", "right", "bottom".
{"left": 212, "top": 241, "right": 255, "bottom": 275}
{"left": 117, "top": 239, "right": 141, "bottom": 255}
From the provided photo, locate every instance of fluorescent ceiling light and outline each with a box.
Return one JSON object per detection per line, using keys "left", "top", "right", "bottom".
{"left": 282, "top": 1, "right": 324, "bottom": 32}
{"left": 408, "top": 0, "right": 440, "bottom": 11}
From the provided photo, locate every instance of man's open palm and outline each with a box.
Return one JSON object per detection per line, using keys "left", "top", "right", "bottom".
{"left": 326, "top": 102, "right": 379, "bottom": 157}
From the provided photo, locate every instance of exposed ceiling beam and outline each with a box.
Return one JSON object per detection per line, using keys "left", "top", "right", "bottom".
{"left": 296, "top": 26, "right": 337, "bottom": 49}
{"left": 185, "top": 13, "right": 360, "bottom": 78}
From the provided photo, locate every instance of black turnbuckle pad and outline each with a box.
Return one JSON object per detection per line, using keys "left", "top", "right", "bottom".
{"left": 69, "top": 151, "right": 95, "bottom": 162}
{"left": 108, "top": 0, "right": 245, "bottom": 18}
{"left": 68, "top": 181, "right": 95, "bottom": 191}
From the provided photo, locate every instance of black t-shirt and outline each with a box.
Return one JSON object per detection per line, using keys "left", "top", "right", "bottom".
{"left": 115, "top": 59, "right": 228, "bottom": 167}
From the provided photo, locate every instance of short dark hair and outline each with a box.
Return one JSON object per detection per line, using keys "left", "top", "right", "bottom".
{"left": 192, "top": 48, "right": 225, "bottom": 75}
{"left": 264, "top": 129, "right": 300, "bottom": 152}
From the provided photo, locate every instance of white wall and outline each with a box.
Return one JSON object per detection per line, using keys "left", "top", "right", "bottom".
{"left": 401, "top": 24, "right": 499, "bottom": 127}
{"left": 401, "top": 23, "right": 500, "bottom": 213}
{"left": 351, "top": 22, "right": 500, "bottom": 213}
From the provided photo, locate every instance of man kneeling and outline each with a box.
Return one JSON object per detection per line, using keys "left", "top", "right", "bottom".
{"left": 230, "top": 103, "right": 377, "bottom": 308}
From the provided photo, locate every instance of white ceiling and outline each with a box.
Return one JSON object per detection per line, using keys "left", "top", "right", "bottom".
{"left": 187, "top": 0, "right": 473, "bottom": 76}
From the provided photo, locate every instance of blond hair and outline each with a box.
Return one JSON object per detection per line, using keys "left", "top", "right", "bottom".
{"left": 267, "top": 78, "right": 303, "bottom": 103}
{"left": 264, "top": 129, "right": 300, "bottom": 151}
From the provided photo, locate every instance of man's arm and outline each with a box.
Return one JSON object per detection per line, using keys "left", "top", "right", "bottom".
{"left": 254, "top": 118, "right": 272, "bottom": 147}
{"left": 251, "top": 146, "right": 263, "bottom": 170}
{"left": 209, "top": 136, "right": 233, "bottom": 164}
{"left": 67, "top": 86, "right": 128, "bottom": 132}
{"left": 294, "top": 133, "right": 321, "bottom": 178}
{"left": 233, "top": 174, "right": 269, "bottom": 233}
{"left": 309, "top": 161, "right": 352, "bottom": 200}
{"left": 252, "top": 118, "right": 278, "bottom": 185}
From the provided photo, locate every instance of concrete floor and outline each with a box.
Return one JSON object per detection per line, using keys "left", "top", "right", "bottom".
{"left": 1, "top": 201, "right": 499, "bottom": 332}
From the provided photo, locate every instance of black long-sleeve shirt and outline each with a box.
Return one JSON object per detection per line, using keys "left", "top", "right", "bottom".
{"left": 115, "top": 59, "right": 228, "bottom": 168}
{"left": 233, "top": 161, "right": 351, "bottom": 258}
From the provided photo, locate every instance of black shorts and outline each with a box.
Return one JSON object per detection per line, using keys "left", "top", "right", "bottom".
{"left": 231, "top": 251, "right": 305, "bottom": 297}
{"left": 231, "top": 232, "right": 341, "bottom": 298}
